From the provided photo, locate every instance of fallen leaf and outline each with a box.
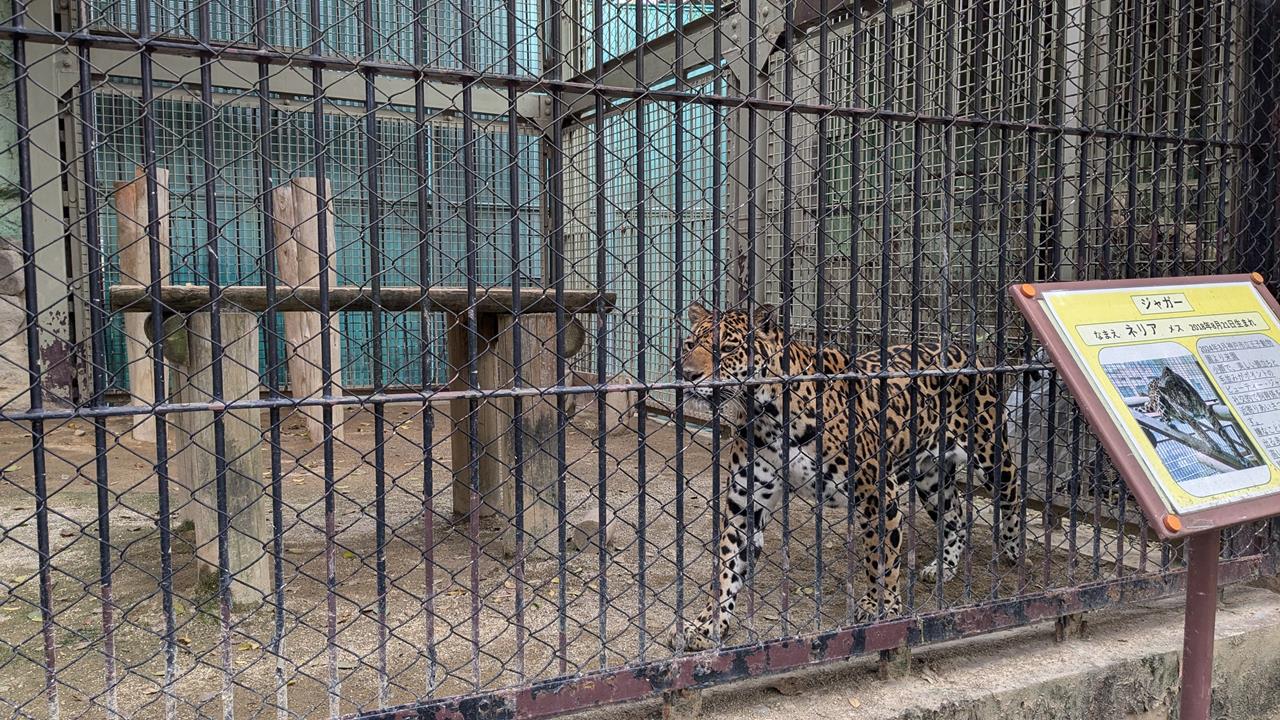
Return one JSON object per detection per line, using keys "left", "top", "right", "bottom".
{"left": 26, "top": 610, "right": 41, "bottom": 622}
{"left": 59, "top": 528, "right": 75, "bottom": 538}
{"left": 177, "top": 636, "right": 191, "bottom": 647}
{"left": 342, "top": 550, "right": 355, "bottom": 560}
{"left": 848, "top": 697, "right": 862, "bottom": 709}
{"left": 237, "top": 641, "right": 259, "bottom": 651}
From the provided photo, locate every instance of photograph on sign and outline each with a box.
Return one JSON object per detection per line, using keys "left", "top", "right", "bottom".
{"left": 1038, "top": 281, "right": 1280, "bottom": 515}
{"left": 1097, "top": 342, "right": 1268, "bottom": 498}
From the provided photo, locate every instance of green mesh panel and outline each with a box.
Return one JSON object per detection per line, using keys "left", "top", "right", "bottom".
{"left": 94, "top": 87, "right": 541, "bottom": 392}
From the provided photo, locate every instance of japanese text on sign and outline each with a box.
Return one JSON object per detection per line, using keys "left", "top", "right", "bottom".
{"left": 1077, "top": 312, "right": 1267, "bottom": 346}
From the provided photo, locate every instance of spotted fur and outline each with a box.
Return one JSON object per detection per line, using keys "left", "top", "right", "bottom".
{"left": 670, "top": 303, "right": 1023, "bottom": 651}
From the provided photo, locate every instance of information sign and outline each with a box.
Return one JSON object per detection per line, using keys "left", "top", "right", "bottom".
{"left": 1012, "top": 274, "right": 1280, "bottom": 537}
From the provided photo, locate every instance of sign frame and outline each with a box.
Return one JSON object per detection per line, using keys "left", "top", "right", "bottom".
{"left": 1009, "top": 272, "right": 1280, "bottom": 541}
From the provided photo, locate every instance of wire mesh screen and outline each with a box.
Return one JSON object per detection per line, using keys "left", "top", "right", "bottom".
{"left": 0, "top": 0, "right": 1278, "bottom": 716}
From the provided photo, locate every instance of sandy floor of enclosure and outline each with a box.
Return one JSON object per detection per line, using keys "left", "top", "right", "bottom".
{"left": 0, "top": 402, "right": 1154, "bottom": 718}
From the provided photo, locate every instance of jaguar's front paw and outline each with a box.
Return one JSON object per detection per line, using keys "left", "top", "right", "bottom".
{"left": 667, "top": 623, "right": 719, "bottom": 652}
{"left": 853, "top": 590, "right": 902, "bottom": 623}
{"left": 920, "top": 559, "right": 956, "bottom": 583}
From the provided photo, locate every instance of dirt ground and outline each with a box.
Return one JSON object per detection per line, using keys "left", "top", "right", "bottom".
{"left": 0, "top": 402, "right": 1114, "bottom": 719}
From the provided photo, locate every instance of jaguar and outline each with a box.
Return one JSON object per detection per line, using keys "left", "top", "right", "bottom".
{"left": 671, "top": 302, "right": 1023, "bottom": 651}
{"left": 1142, "top": 366, "right": 1250, "bottom": 465}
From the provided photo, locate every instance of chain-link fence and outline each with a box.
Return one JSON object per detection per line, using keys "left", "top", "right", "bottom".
{"left": 0, "top": 0, "right": 1278, "bottom": 716}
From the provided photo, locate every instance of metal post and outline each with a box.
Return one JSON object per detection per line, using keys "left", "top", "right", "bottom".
{"left": 1179, "top": 530, "right": 1220, "bottom": 720}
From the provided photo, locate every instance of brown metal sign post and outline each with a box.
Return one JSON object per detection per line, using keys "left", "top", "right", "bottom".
{"left": 1011, "top": 273, "right": 1280, "bottom": 720}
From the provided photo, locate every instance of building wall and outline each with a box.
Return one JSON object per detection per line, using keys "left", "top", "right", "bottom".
{"left": 0, "top": 57, "right": 30, "bottom": 412}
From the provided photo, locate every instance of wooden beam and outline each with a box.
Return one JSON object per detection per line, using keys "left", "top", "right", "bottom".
{"left": 109, "top": 284, "right": 617, "bottom": 315}
{"left": 114, "top": 168, "right": 171, "bottom": 443}
{"left": 174, "top": 311, "right": 271, "bottom": 607}
{"left": 272, "top": 178, "right": 345, "bottom": 444}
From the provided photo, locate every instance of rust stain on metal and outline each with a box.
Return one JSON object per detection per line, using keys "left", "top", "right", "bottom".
{"left": 864, "top": 620, "right": 910, "bottom": 652}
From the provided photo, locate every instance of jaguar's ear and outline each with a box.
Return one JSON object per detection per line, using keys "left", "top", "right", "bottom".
{"left": 752, "top": 303, "right": 776, "bottom": 330}
{"left": 688, "top": 302, "right": 711, "bottom": 325}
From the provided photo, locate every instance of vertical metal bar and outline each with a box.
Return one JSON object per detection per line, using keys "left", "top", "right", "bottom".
{"left": 1017, "top": 0, "right": 1042, "bottom": 594}
{"left": 15, "top": 29, "right": 58, "bottom": 714}
{"left": 505, "top": 0, "right": 527, "bottom": 679}
{"left": 135, "top": 0, "right": 177, "bottom": 711}
{"left": 632, "top": 0, "right": 650, "bottom": 660}
{"left": 1128, "top": 0, "right": 1149, "bottom": 572}
{"left": 741, "top": 0, "right": 761, "bottom": 640}
{"left": 1123, "top": 0, "right": 1142, "bottom": 277}
{"left": 1169, "top": 0, "right": 1192, "bottom": 278}
{"left": 256, "top": 64, "right": 289, "bottom": 720}
{"left": 1075, "top": 0, "right": 1100, "bottom": 584}
{"left": 413, "top": 0, "right": 439, "bottom": 695}
{"left": 1191, "top": 2, "right": 1213, "bottom": 276}
{"left": 304, "top": 0, "right": 339, "bottom": 709}
{"left": 195, "top": 0, "right": 237, "bottom": 714}
{"left": 1067, "top": 410, "right": 1082, "bottom": 583}
{"left": 963, "top": 0, "right": 988, "bottom": 602}
{"left": 778, "top": 0, "right": 795, "bottom": 633}
{"left": 1149, "top": 0, "right": 1168, "bottom": 280}
{"left": 1090, "top": 442, "right": 1105, "bottom": 579}
{"left": 1043, "top": 0, "right": 1067, "bottom": 590}
{"left": 1211, "top": 0, "right": 1233, "bottom": 276}
{"left": 545, "top": 0, "right": 570, "bottom": 672}
{"left": 844, "top": 6, "right": 865, "bottom": 623}
{"left": 1029, "top": 0, "right": 1059, "bottom": 589}
{"left": 812, "top": 0, "right": 830, "bottom": 629}
{"left": 992, "top": 0, "right": 1014, "bottom": 595}
{"left": 668, "top": 0, "right": 699, "bottom": 647}
{"left": 935, "top": 0, "right": 956, "bottom": 609}
{"left": 1100, "top": 0, "right": 1119, "bottom": 279}
{"left": 360, "top": 0, "right": 390, "bottom": 701}
{"left": 705, "top": 0, "right": 724, "bottom": 650}
{"left": 458, "top": 0, "right": 483, "bottom": 686}
{"left": 875, "top": 0, "right": 894, "bottom": 617}
{"left": 76, "top": 46, "right": 119, "bottom": 720}
{"left": 592, "top": 0, "right": 610, "bottom": 667}
{"left": 905, "top": 0, "right": 925, "bottom": 613}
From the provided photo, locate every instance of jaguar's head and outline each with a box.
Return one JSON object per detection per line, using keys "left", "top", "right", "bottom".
{"left": 678, "top": 303, "right": 775, "bottom": 418}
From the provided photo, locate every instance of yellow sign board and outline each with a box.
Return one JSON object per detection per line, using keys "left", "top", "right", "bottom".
{"left": 1038, "top": 279, "right": 1280, "bottom": 516}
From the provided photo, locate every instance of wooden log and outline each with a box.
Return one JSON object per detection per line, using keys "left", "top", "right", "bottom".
{"left": 109, "top": 284, "right": 616, "bottom": 315}
{"left": 493, "top": 314, "right": 569, "bottom": 557}
{"left": 114, "top": 168, "right": 171, "bottom": 443}
{"left": 446, "top": 313, "right": 503, "bottom": 519}
{"left": 174, "top": 312, "right": 270, "bottom": 607}
{"left": 271, "top": 178, "right": 344, "bottom": 443}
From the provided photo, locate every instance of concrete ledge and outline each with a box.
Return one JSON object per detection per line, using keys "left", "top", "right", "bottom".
{"left": 579, "top": 586, "right": 1280, "bottom": 720}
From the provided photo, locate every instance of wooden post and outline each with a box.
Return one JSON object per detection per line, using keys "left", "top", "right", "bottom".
{"left": 114, "top": 168, "right": 171, "bottom": 443}
{"left": 175, "top": 312, "right": 270, "bottom": 607}
{"left": 493, "top": 314, "right": 565, "bottom": 556}
{"left": 271, "top": 178, "right": 344, "bottom": 443}
{"left": 446, "top": 313, "right": 503, "bottom": 519}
